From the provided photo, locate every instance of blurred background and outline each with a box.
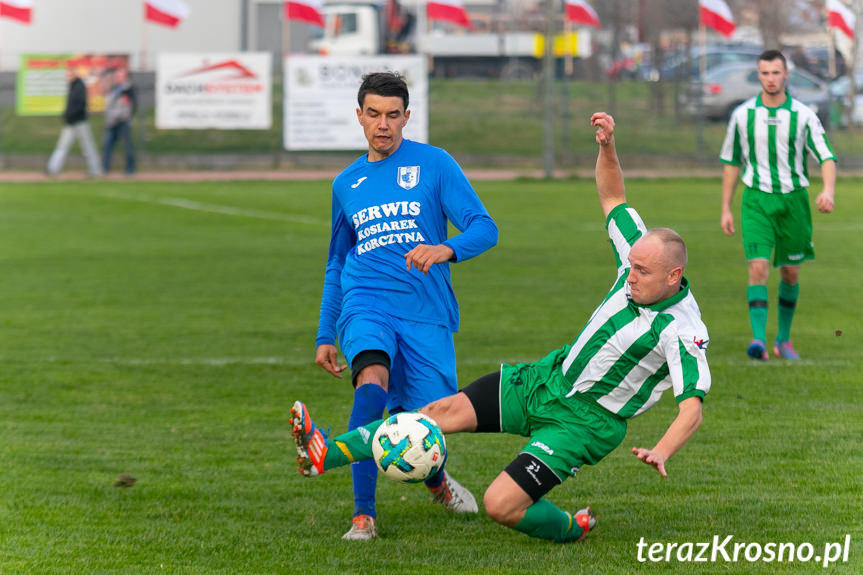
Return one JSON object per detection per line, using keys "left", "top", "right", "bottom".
{"left": 1, "top": 0, "right": 862, "bottom": 173}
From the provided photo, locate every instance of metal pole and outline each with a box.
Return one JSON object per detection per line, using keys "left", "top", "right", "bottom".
{"left": 542, "top": 0, "right": 555, "bottom": 178}
{"left": 241, "top": 0, "right": 249, "bottom": 52}
{"left": 696, "top": 21, "right": 705, "bottom": 157}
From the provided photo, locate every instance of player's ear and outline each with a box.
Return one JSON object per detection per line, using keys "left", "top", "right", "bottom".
{"left": 403, "top": 109, "right": 410, "bottom": 125}
{"left": 356, "top": 108, "right": 362, "bottom": 123}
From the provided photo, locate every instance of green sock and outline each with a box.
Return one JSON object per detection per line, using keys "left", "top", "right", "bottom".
{"left": 322, "top": 420, "right": 383, "bottom": 471}
{"left": 747, "top": 285, "right": 768, "bottom": 342}
{"left": 512, "top": 498, "right": 585, "bottom": 543}
{"left": 777, "top": 281, "right": 799, "bottom": 343}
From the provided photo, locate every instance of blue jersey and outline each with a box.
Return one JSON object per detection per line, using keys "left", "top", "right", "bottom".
{"left": 316, "top": 139, "right": 498, "bottom": 347}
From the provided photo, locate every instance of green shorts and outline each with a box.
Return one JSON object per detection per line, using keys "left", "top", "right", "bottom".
{"left": 741, "top": 187, "right": 814, "bottom": 267}
{"left": 500, "top": 353, "right": 627, "bottom": 483}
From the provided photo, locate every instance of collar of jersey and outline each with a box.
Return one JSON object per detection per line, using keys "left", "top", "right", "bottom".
{"left": 755, "top": 90, "right": 792, "bottom": 111}
{"left": 631, "top": 276, "right": 690, "bottom": 312}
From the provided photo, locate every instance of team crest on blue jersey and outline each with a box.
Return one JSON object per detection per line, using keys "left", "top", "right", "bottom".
{"left": 397, "top": 166, "right": 420, "bottom": 190}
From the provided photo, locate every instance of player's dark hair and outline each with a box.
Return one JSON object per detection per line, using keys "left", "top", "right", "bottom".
{"left": 357, "top": 72, "right": 409, "bottom": 110}
{"left": 758, "top": 49, "right": 787, "bottom": 69}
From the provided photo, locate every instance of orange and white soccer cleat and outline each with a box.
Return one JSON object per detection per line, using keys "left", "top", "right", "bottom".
{"left": 290, "top": 400, "right": 329, "bottom": 477}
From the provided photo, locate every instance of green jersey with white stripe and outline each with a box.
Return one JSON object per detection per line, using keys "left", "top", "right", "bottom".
{"left": 719, "top": 92, "right": 836, "bottom": 194}
{"left": 551, "top": 204, "right": 711, "bottom": 418}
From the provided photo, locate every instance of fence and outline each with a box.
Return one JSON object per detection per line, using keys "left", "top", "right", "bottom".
{"left": 2, "top": 70, "right": 862, "bottom": 173}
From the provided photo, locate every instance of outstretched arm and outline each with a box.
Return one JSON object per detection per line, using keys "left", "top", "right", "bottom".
{"left": 592, "top": 112, "right": 626, "bottom": 219}
{"left": 631, "top": 397, "right": 703, "bottom": 477}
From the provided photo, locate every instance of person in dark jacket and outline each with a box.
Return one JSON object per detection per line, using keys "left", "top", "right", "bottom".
{"left": 46, "top": 67, "right": 102, "bottom": 177}
{"left": 102, "top": 67, "right": 136, "bottom": 175}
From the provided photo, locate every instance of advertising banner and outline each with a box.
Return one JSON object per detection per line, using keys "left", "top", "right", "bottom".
{"left": 284, "top": 55, "right": 427, "bottom": 151}
{"left": 156, "top": 53, "right": 272, "bottom": 129}
{"left": 17, "top": 54, "right": 130, "bottom": 116}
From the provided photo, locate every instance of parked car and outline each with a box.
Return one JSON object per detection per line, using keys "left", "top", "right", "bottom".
{"left": 829, "top": 70, "right": 863, "bottom": 99}
{"left": 789, "top": 45, "right": 846, "bottom": 80}
{"left": 829, "top": 70, "right": 863, "bottom": 127}
{"left": 679, "top": 62, "right": 830, "bottom": 125}
{"left": 660, "top": 45, "right": 762, "bottom": 81}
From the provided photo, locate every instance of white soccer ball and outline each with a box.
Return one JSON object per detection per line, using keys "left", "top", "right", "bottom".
{"left": 372, "top": 412, "right": 446, "bottom": 483}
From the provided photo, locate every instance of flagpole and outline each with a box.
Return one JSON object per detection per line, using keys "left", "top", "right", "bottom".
{"left": 416, "top": 0, "right": 430, "bottom": 74}
{"left": 696, "top": 17, "right": 706, "bottom": 157}
{"left": 282, "top": 4, "right": 290, "bottom": 62}
{"left": 141, "top": 10, "right": 149, "bottom": 71}
{"left": 827, "top": 4, "right": 837, "bottom": 79}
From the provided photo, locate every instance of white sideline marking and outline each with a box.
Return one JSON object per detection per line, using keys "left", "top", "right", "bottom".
{"left": 95, "top": 190, "right": 328, "bottom": 226}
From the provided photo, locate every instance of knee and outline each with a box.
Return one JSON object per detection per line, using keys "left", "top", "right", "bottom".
{"left": 780, "top": 266, "right": 799, "bottom": 285}
{"left": 482, "top": 487, "right": 521, "bottom": 527}
{"left": 748, "top": 264, "right": 769, "bottom": 285}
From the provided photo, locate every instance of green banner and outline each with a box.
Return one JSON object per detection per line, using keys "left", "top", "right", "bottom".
{"left": 17, "top": 54, "right": 130, "bottom": 116}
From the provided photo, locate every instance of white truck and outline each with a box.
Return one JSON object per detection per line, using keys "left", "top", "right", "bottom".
{"left": 308, "top": 1, "right": 591, "bottom": 79}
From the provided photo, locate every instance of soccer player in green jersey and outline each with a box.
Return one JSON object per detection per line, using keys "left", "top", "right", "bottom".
{"left": 719, "top": 49, "right": 837, "bottom": 361}
{"left": 290, "top": 112, "right": 711, "bottom": 543}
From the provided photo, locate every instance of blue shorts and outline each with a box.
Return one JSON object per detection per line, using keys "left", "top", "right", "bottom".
{"left": 337, "top": 309, "right": 457, "bottom": 411}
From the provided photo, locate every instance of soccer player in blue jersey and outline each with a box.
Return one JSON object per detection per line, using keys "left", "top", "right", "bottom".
{"left": 312, "top": 72, "right": 499, "bottom": 540}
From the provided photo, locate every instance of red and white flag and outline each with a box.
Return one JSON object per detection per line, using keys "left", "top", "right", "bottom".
{"left": 0, "top": 0, "right": 33, "bottom": 24}
{"left": 427, "top": 0, "right": 473, "bottom": 30}
{"left": 827, "top": 0, "right": 855, "bottom": 40}
{"left": 145, "top": 0, "right": 190, "bottom": 28}
{"left": 699, "top": 0, "right": 735, "bottom": 37}
{"left": 564, "top": 0, "right": 600, "bottom": 29}
{"left": 284, "top": 0, "right": 325, "bottom": 27}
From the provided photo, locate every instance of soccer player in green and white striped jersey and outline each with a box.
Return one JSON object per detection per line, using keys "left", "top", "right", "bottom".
{"left": 719, "top": 49, "right": 837, "bottom": 361}
{"left": 291, "top": 112, "right": 711, "bottom": 543}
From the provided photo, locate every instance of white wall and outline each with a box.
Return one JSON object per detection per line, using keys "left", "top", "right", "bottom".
{"left": 0, "top": 0, "right": 249, "bottom": 71}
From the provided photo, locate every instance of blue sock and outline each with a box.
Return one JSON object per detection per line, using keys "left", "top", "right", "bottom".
{"left": 349, "top": 384, "right": 387, "bottom": 518}
{"left": 424, "top": 451, "right": 447, "bottom": 490}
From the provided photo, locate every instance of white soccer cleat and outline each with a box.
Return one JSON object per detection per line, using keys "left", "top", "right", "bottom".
{"left": 342, "top": 514, "right": 378, "bottom": 541}
{"left": 429, "top": 472, "right": 479, "bottom": 513}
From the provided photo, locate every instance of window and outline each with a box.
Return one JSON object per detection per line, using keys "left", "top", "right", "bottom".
{"left": 333, "top": 13, "right": 358, "bottom": 37}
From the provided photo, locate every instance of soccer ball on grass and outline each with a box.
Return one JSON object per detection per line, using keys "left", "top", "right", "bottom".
{"left": 372, "top": 412, "right": 446, "bottom": 483}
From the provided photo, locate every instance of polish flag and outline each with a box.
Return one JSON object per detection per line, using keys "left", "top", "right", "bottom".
{"left": 427, "top": 0, "right": 473, "bottom": 30}
{"left": 564, "top": 0, "right": 600, "bottom": 29}
{"left": 0, "top": 0, "right": 33, "bottom": 24}
{"left": 827, "top": 0, "right": 855, "bottom": 40}
{"left": 699, "top": 0, "right": 735, "bottom": 38}
{"left": 145, "top": 0, "right": 190, "bottom": 28}
{"left": 284, "top": 0, "right": 325, "bottom": 27}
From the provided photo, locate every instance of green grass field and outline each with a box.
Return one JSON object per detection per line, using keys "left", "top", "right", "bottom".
{"left": 1, "top": 177, "right": 861, "bottom": 574}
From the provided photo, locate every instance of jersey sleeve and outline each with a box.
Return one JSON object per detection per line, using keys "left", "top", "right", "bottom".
{"left": 662, "top": 323, "right": 711, "bottom": 403}
{"left": 719, "top": 112, "right": 743, "bottom": 166}
{"left": 437, "top": 151, "right": 498, "bottom": 262}
{"left": 315, "top": 190, "right": 355, "bottom": 347}
{"left": 804, "top": 111, "right": 837, "bottom": 164}
{"left": 605, "top": 203, "right": 647, "bottom": 273}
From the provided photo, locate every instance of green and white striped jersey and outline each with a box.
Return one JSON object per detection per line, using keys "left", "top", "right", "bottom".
{"left": 559, "top": 204, "right": 711, "bottom": 418}
{"left": 720, "top": 92, "right": 836, "bottom": 194}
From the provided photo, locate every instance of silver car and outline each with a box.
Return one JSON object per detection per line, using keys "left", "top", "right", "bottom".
{"left": 681, "top": 62, "right": 830, "bottom": 124}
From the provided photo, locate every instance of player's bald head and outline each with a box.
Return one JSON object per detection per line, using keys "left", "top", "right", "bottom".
{"left": 643, "top": 227, "right": 687, "bottom": 273}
